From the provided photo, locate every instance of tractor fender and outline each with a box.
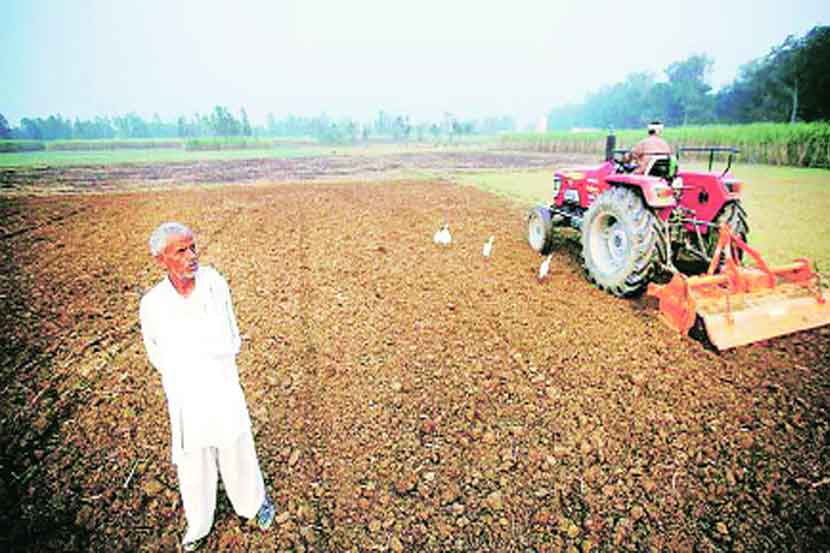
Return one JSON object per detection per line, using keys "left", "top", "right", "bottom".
{"left": 529, "top": 205, "right": 553, "bottom": 224}
{"left": 607, "top": 176, "right": 677, "bottom": 208}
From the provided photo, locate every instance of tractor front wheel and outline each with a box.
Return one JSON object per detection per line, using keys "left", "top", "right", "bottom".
{"left": 581, "top": 187, "right": 662, "bottom": 297}
{"left": 527, "top": 207, "right": 555, "bottom": 254}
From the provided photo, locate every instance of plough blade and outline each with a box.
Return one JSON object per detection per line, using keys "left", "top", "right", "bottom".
{"left": 696, "top": 284, "right": 830, "bottom": 350}
{"left": 647, "top": 223, "right": 830, "bottom": 350}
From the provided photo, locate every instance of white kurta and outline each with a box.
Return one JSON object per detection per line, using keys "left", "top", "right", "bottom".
{"left": 139, "top": 266, "right": 252, "bottom": 464}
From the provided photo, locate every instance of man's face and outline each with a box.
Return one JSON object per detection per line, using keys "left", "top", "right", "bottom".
{"left": 157, "top": 233, "right": 199, "bottom": 279}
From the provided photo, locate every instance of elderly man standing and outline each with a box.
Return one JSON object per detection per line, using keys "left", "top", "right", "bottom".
{"left": 139, "top": 222, "right": 274, "bottom": 551}
{"left": 626, "top": 121, "right": 672, "bottom": 174}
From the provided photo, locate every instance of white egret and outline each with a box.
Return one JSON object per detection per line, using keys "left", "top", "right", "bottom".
{"left": 482, "top": 236, "right": 495, "bottom": 258}
{"left": 538, "top": 254, "right": 553, "bottom": 281}
{"left": 433, "top": 224, "right": 452, "bottom": 246}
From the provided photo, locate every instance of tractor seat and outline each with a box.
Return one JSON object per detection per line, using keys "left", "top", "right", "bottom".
{"left": 644, "top": 155, "right": 677, "bottom": 180}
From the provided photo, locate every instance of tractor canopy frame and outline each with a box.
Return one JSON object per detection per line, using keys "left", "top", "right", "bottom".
{"left": 678, "top": 146, "right": 740, "bottom": 176}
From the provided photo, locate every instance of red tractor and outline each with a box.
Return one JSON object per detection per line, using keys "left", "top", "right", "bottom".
{"left": 527, "top": 135, "right": 748, "bottom": 297}
{"left": 528, "top": 135, "right": 830, "bottom": 350}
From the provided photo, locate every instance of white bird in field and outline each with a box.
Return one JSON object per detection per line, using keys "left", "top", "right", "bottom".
{"left": 482, "top": 235, "right": 495, "bottom": 258}
{"left": 538, "top": 254, "right": 553, "bottom": 281}
{"left": 433, "top": 223, "right": 452, "bottom": 246}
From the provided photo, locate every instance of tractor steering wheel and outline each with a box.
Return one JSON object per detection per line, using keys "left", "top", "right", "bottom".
{"left": 613, "top": 152, "right": 637, "bottom": 174}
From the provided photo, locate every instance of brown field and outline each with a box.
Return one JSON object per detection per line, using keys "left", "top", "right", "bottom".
{"left": 1, "top": 152, "right": 829, "bottom": 551}
{"left": 0, "top": 150, "right": 560, "bottom": 194}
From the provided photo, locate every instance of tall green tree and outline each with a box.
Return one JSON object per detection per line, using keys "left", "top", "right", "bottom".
{"left": 375, "top": 110, "right": 390, "bottom": 135}
{"left": 715, "top": 25, "right": 829, "bottom": 123}
{"left": 15, "top": 115, "right": 72, "bottom": 140}
{"left": 113, "top": 113, "right": 149, "bottom": 138}
{"left": 788, "top": 26, "right": 830, "bottom": 121}
{"left": 0, "top": 113, "right": 11, "bottom": 139}
{"left": 72, "top": 116, "right": 114, "bottom": 139}
{"left": 208, "top": 106, "right": 240, "bottom": 136}
{"left": 146, "top": 113, "right": 175, "bottom": 137}
{"left": 664, "top": 54, "right": 714, "bottom": 126}
{"left": 240, "top": 108, "right": 252, "bottom": 137}
{"left": 391, "top": 115, "right": 411, "bottom": 141}
{"left": 586, "top": 72, "right": 657, "bottom": 129}
{"left": 176, "top": 116, "right": 190, "bottom": 138}
{"left": 20, "top": 118, "right": 43, "bottom": 140}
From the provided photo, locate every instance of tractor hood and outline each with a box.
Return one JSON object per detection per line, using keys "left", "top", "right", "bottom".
{"left": 555, "top": 161, "right": 615, "bottom": 180}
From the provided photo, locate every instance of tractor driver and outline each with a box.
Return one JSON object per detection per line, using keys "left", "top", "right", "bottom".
{"left": 625, "top": 121, "right": 672, "bottom": 174}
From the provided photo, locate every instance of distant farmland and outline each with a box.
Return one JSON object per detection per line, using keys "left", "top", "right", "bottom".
{"left": 5, "top": 122, "right": 830, "bottom": 168}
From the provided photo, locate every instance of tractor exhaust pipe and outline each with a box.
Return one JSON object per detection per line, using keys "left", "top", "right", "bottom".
{"left": 605, "top": 130, "right": 616, "bottom": 161}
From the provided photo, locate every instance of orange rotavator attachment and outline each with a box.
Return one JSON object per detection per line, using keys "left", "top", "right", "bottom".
{"left": 647, "top": 223, "right": 830, "bottom": 350}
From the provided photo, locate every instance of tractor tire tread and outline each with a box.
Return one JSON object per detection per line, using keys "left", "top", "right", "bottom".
{"left": 581, "top": 187, "right": 662, "bottom": 297}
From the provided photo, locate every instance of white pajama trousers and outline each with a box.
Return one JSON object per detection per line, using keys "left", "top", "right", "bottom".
{"left": 176, "top": 431, "right": 266, "bottom": 544}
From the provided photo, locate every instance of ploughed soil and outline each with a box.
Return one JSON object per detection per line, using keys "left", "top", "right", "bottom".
{"left": 0, "top": 149, "right": 564, "bottom": 194}
{"left": 1, "top": 158, "right": 829, "bottom": 551}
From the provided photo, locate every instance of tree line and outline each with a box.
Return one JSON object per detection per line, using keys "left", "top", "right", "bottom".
{"left": 0, "top": 107, "right": 252, "bottom": 142}
{"left": 547, "top": 26, "right": 830, "bottom": 130}
{"left": 0, "top": 105, "right": 514, "bottom": 144}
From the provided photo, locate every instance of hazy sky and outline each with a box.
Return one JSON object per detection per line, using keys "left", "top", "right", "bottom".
{"left": 1, "top": 0, "right": 828, "bottom": 127}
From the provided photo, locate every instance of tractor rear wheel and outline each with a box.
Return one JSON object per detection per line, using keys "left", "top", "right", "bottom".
{"left": 706, "top": 201, "right": 749, "bottom": 263}
{"left": 527, "top": 207, "right": 555, "bottom": 254}
{"left": 581, "top": 187, "right": 662, "bottom": 297}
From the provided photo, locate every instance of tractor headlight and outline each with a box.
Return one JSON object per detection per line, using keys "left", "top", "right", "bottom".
{"left": 553, "top": 175, "right": 562, "bottom": 196}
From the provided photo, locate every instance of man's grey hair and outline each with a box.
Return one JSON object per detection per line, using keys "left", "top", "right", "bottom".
{"left": 149, "top": 222, "right": 193, "bottom": 256}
